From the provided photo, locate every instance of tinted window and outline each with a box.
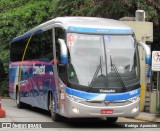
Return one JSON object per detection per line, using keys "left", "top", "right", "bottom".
{"left": 10, "top": 29, "right": 53, "bottom": 62}
{"left": 41, "top": 30, "right": 53, "bottom": 60}
{"left": 25, "top": 30, "right": 53, "bottom": 60}
{"left": 10, "top": 39, "right": 26, "bottom": 62}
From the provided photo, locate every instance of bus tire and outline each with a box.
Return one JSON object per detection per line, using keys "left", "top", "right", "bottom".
{"left": 16, "top": 89, "right": 24, "bottom": 108}
{"left": 106, "top": 117, "right": 118, "bottom": 123}
{"left": 49, "top": 93, "right": 62, "bottom": 122}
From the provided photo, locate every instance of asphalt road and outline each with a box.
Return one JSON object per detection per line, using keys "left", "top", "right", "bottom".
{"left": 0, "top": 98, "right": 159, "bottom": 131}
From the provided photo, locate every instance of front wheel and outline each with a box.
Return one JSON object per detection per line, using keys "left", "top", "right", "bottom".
{"left": 106, "top": 117, "right": 118, "bottom": 123}
{"left": 49, "top": 93, "right": 62, "bottom": 122}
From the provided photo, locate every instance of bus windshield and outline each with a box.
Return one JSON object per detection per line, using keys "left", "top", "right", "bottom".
{"left": 67, "top": 33, "right": 139, "bottom": 90}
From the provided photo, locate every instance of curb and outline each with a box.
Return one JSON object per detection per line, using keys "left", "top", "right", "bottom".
{"left": 132, "top": 116, "right": 160, "bottom": 122}
{"left": 1, "top": 97, "right": 10, "bottom": 99}
{"left": 154, "top": 118, "right": 160, "bottom": 122}
{"left": 134, "top": 117, "right": 154, "bottom": 122}
{"left": 125, "top": 115, "right": 160, "bottom": 122}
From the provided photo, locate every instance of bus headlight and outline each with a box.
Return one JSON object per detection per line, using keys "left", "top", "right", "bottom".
{"left": 128, "top": 95, "right": 140, "bottom": 103}
{"left": 72, "top": 107, "right": 80, "bottom": 114}
{"left": 66, "top": 94, "right": 86, "bottom": 103}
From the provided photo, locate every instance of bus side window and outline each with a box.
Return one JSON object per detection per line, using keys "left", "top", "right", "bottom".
{"left": 55, "top": 27, "right": 67, "bottom": 83}
{"left": 24, "top": 37, "right": 35, "bottom": 60}
{"left": 23, "top": 29, "right": 53, "bottom": 61}
{"left": 10, "top": 39, "right": 25, "bottom": 62}
{"left": 24, "top": 34, "right": 40, "bottom": 60}
{"left": 42, "top": 30, "right": 53, "bottom": 61}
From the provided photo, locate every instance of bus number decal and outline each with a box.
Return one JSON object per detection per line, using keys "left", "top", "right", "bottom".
{"left": 129, "top": 90, "right": 138, "bottom": 96}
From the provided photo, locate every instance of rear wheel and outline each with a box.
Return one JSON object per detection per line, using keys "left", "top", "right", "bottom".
{"left": 106, "top": 117, "right": 118, "bottom": 123}
{"left": 49, "top": 93, "right": 62, "bottom": 122}
{"left": 16, "top": 89, "right": 24, "bottom": 108}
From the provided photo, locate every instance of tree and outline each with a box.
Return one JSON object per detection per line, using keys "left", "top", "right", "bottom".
{"left": 0, "top": 0, "right": 58, "bottom": 47}
{"left": 0, "top": 0, "right": 59, "bottom": 95}
{"left": 0, "top": 59, "right": 5, "bottom": 83}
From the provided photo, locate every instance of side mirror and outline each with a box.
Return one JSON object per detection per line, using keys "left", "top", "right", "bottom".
{"left": 138, "top": 42, "right": 151, "bottom": 64}
{"left": 58, "top": 39, "right": 68, "bottom": 64}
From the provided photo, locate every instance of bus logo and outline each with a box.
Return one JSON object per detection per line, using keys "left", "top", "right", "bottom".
{"left": 100, "top": 89, "right": 115, "bottom": 93}
{"left": 105, "top": 101, "right": 110, "bottom": 106}
{"left": 33, "top": 64, "right": 45, "bottom": 75}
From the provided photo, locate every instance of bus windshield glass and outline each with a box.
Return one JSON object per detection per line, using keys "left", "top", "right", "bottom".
{"left": 67, "top": 33, "right": 139, "bottom": 90}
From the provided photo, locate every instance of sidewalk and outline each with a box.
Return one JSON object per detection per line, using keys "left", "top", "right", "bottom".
{"left": 134, "top": 112, "right": 160, "bottom": 122}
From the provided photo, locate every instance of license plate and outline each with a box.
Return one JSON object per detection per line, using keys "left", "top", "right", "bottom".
{"left": 101, "top": 109, "right": 113, "bottom": 114}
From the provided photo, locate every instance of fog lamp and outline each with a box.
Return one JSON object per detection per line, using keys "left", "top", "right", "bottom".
{"left": 72, "top": 107, "right": 80, "bottom": 114}
{"left": 132, "top": 107, "right": 139, "bottom": 113}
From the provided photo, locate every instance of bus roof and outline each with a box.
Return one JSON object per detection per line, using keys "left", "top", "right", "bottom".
{"left": 12, "top": 17, "right": 133, "bottom": 43}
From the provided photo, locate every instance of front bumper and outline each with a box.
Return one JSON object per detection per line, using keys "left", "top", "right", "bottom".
{"left": 61, "top": 96, "right": 140, "bottom": 118}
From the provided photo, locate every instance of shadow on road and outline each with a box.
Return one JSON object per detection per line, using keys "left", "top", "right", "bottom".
{"left": 62, "top": 118, "right": 122, "bottom": 128}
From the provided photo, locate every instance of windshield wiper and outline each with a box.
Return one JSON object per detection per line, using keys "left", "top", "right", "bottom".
{"left": 89, "top": 56, "right": 102, "bottom": 87}
{"left": 110, "top": 55, "right": 126, "bottom": 92}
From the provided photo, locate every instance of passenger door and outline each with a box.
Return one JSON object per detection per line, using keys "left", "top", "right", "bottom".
{"left": 52, "top": 26, "right": 67, "bottom": 114}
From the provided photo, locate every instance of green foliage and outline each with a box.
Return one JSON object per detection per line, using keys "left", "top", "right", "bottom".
{"left": 0, "top": 0, "right": 58, "bottom": 46}
{"left": 0, "top": 46, "right": 8, "bottom": 97}
{"left": 137, "top": 0, "right": 159, "bottom": 21}
{"left": 55, "top": 0, "right": 160, "bottom": 21}
{"left": 55, "top": 0, "right": 130, "bottom": 18}
{"left": 0, "top": 46, "right": 9, "bottom": 73}
{"left": 0, "top": 58, "right": 6, "bottom": 82}
{"left": 0, "top": 0, "right": 58, "bottom": 63}
{"left": 0, "top": 80, "right": 9, "bottom": 97}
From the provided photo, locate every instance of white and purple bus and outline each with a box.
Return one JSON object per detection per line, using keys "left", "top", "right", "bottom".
{"left": 9, "top": 17, "right": 151, "bottom": 122}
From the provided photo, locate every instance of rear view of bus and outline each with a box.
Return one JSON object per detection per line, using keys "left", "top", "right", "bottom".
{"left": 9, "top": 17, "right": 150, "bottom": 122}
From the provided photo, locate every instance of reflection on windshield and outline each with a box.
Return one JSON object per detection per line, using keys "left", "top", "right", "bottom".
{"left": 105, "top": 35, "right": 135, "bottom": 74}
{"left": 110, "top": 55, "right": 126, "bottom": 91}
{"left": 67, "top": 34, "right": 105, "bottom": 86}
{"left": 67, "top": 33, "right": 139, "bottom": 89}
{"left": 89, "top": 56, "right": 103, "bottom": 87}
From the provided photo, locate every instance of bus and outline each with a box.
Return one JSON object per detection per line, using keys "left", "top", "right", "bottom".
{"left": 9, "top": 17, "right": 151, "bottom": 122}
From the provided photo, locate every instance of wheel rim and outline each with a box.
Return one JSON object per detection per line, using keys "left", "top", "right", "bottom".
{"left": 49, "top": 94, "right": 54, "bottom": 113}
